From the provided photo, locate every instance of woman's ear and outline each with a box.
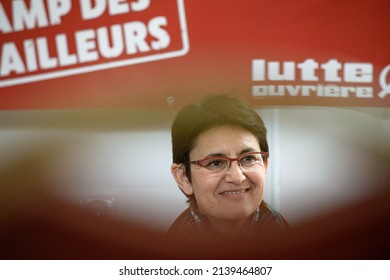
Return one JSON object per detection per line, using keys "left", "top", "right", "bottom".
{"left": 171, "top": 163, "right": 193, "bottom": 195}
{"left": 265, "top": 157, "right": 269, "bottom": 171}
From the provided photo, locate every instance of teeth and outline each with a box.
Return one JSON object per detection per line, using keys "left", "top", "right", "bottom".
{"left": 223, "top": 189, "right": 246, "bottom": 195}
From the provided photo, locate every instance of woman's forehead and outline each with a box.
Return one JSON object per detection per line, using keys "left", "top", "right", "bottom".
{"left": 190, "top": 125, "right": 260, "bottom": 157}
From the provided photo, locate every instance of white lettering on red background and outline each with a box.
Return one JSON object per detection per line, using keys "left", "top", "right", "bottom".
{"left": 0, "top": 0, "right": 188, "bottom": 87}
{"left": 252, "top": 59, "right": 389, "bottom": 99}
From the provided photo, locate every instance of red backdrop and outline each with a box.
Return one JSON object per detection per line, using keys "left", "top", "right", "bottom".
{"left": 0, "top": 0, "right": 389, "bottom": 109}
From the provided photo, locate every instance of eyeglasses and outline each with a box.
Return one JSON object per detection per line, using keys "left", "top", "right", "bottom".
{"left": 186, "top": 151, "right": 268, "bottom": 173}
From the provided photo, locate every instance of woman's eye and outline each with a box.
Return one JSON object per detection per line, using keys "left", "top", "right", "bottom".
{"left": 242, "top": 156, "right": 256, "bottom": 162}
{"left": 240, "top": 155, "right": 260, "bottom": 165}
{"left": 205, "top": 159, "right": 225, "bottom": 168}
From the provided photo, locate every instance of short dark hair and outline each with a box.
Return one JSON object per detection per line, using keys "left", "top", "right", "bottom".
{"left": 171, "top": 95, "right": 269, "bottom": 194}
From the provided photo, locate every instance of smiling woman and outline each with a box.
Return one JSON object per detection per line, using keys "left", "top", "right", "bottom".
{"left": 168, "top": 95, "right": 288, "bottom": 238}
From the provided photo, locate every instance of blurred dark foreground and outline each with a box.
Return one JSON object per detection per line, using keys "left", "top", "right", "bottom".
{"left": 0, "top": 151, "right": 389, "bottom": 260}
{"left": 1, "top": 189, "right": 389, "bottom": 260}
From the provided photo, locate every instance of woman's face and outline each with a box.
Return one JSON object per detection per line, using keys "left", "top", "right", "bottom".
{"left": 187, "top": 125, "right": 267, "bottom": 223}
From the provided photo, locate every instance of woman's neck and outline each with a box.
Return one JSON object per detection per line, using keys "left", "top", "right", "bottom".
{"left": 190, "top": 201, "right": 255, "bottom": 236}
{"left": 207, "top": 216, "right": 252, "bottom": 236}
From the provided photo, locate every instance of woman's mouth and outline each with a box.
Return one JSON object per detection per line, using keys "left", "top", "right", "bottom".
{"left": 220, "top": 188, "right": 250, "bottom": 196}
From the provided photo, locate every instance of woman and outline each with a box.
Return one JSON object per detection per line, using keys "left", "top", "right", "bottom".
{"left": 168, "top": 95, "right": 288, "bottom": 238}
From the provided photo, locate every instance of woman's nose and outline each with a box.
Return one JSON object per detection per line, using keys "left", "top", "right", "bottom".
{"left": 224, "top": 161, "right": 246, "bottom": 184}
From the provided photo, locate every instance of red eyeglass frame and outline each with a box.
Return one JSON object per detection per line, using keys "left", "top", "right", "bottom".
{"left": 187, "top": 151, "right": 269, "bottom": 168}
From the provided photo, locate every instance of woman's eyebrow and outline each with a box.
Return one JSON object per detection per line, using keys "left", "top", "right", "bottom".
{"left": 205, "top": 152, "right": 226, "bottom": 157}
{"left": 205, "top": 148, "right": 259, "bottom": 158}
{"left": 239, "top": 147, "right": 258, "bottom": 155}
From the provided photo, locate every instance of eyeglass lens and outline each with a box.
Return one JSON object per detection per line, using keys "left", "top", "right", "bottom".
{"left": 200, "top": 153, "right": 264, "bottom": 172}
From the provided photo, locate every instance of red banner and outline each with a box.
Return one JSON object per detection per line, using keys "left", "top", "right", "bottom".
{"left": 0, "top": 0, "right": 389, "bottom": 109}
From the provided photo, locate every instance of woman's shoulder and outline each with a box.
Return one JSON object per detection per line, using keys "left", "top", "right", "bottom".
{"left": 166, "top": 207, "right": 198, "bottom": 236}
{"left": 258, "top": 201, "right": 289, "bottom": 230}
